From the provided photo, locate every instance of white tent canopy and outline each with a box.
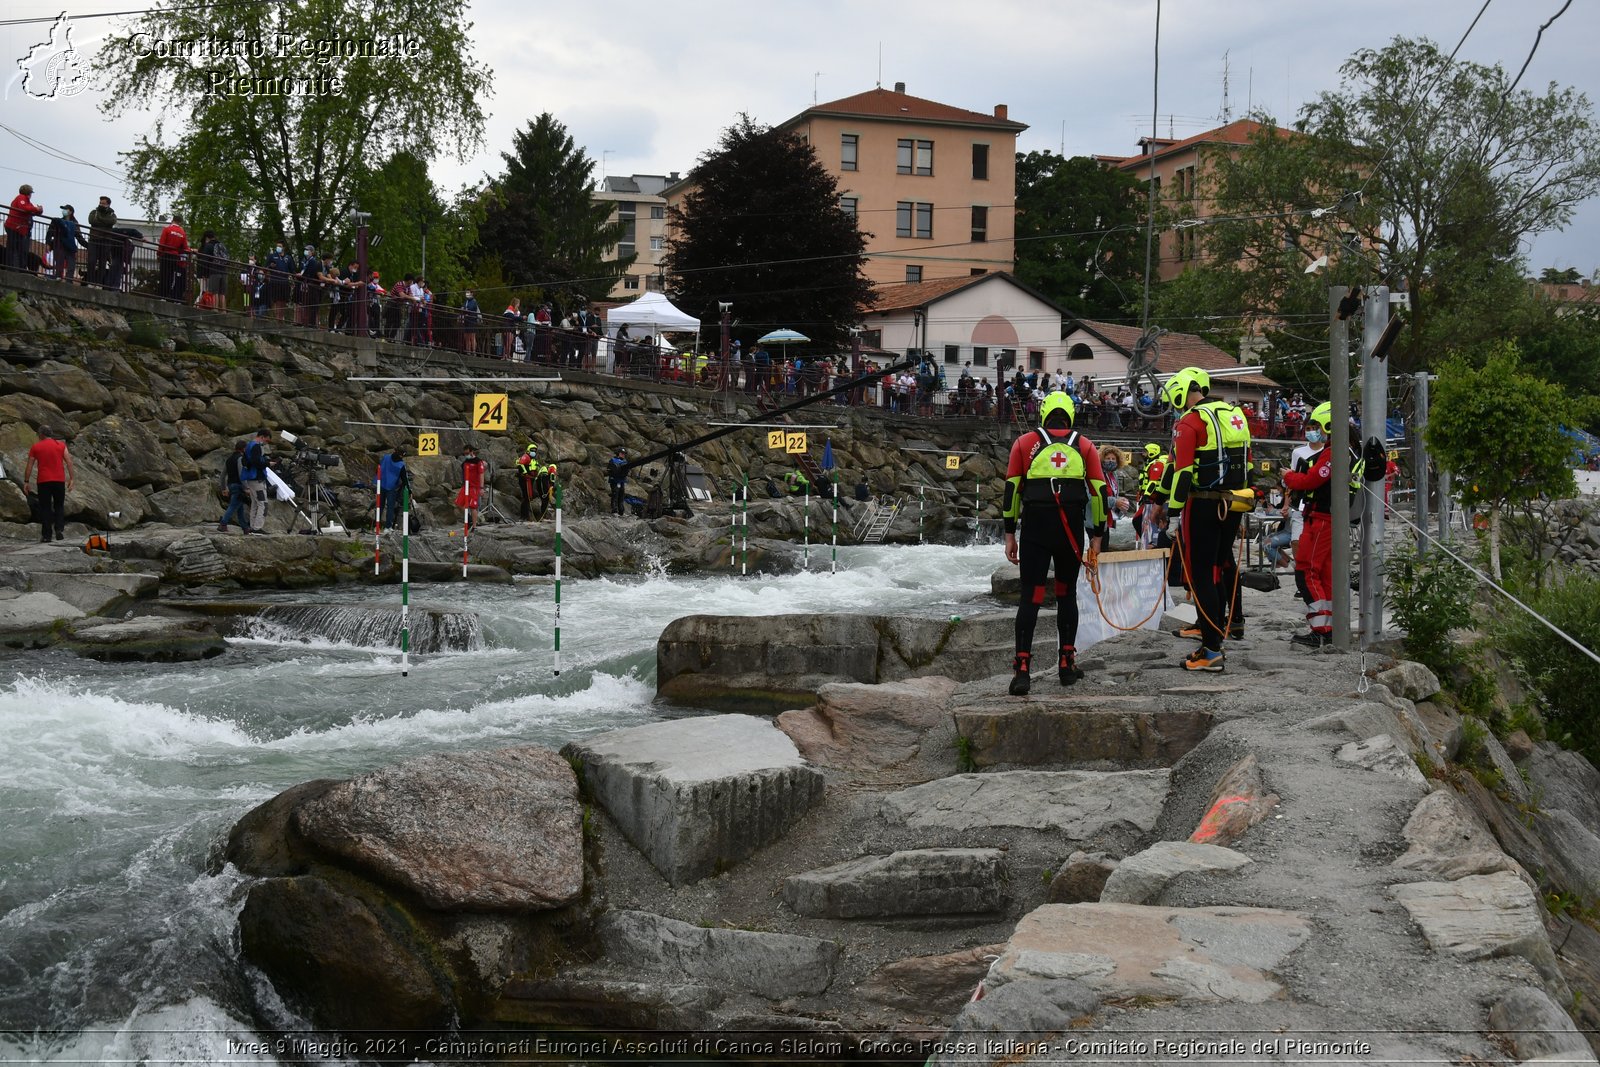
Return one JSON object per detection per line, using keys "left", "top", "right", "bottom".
{"left": 604, "top": 292, "right": 701, "bottom": 333}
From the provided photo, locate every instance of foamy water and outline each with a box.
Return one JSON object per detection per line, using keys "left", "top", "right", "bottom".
{"left": 0, "top": 542, "right": 1003, "bottom": 1059}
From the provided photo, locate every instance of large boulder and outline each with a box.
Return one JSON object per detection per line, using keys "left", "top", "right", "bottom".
{"left": 148, "top": 480, "right": 224, "bottom": 527}
{"left": 64, "top": 463, "right": 148, "bottom": 529}
{"left": 293, "top": 747, "right": 583, "bottom": 911}
{"left": 1375, "top": 660, "right": 1442, "bottom": 702}
{"left": 71, "top": 415, "right": 176, "bottom": 489}
{"left": 0, "top": 589, "right": 83, "bottom": 648}
{"left": 1189, "top": 753, "right": 1279, "bottom": 847}
{"left": 0, "top": 360, "right": 114, "bottom": 412}
{"left": 856, "top": 943, "right": 1007, "bottom": 1020}
{"left": 65, "top": 616, "right": 226, "bottom": 662}
{"left": 1335, "top": 734, "right": 1428, "bottom": 785}
{"left": 1488, "top": 986, "right": 1597, "bottom": 1064}
{"left": 1046, "top": 850, "right": 1120, "bottom": 904}
{"left": 1098, "top": 841, "right": 1253, "bottom": 905}
{"left": 1390, "top": 870, "right": 1569, "bottom": 999}
{"left": 1393, "top": 789, "right": 1523, "bottom": 881}
{"left": 563, "top": 715, "right": 823, "bottom": 885}
{"left": 597, "top": 910, "right": 838, "bottom": 1000}
{"left": 782, "top": 848, "right": 1006, "bottom": 919}
{"left": 775, "top": 676, "right": 957, "bottom": 783}
{"left": 1524, "top": 742, "right": 1600, "bottom": 833}
{"left": 983, "top": 903, "right": 1312, "bottom": 1005}
{"left": 200, "top": 396, "right": 265, "bottom": 436}
{"left": 952, "top": 692, "right": 1212, "bottom": 769}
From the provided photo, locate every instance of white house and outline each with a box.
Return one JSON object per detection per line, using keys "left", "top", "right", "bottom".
{"left": 860, "top": 272, "right": 1066, "bottom": 378}
{"left": 1061, "top": 319, "right": 1279, "bottom": 405}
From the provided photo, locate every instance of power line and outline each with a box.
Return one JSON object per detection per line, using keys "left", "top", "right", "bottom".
{"left": 1505, "top": 0, "right": 1573, "bottom": 98}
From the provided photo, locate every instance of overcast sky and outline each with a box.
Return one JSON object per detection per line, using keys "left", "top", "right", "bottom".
{"left": 4, "top": 0, "right": 1597, "bottom": 272}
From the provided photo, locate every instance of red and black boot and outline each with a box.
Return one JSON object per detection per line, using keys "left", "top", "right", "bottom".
{"left": 1008, "top": 651, "right": 1032, "bottom": 696}
{"left": 1059, "top": 645, "right": 1084, "bottom": 685}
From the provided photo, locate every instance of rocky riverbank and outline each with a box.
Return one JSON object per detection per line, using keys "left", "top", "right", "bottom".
{"left": 222, "top": 581, "right": 1600, "bottom": 1065}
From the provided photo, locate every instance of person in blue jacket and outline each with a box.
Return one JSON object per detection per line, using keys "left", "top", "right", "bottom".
{"left": 378, "top": 446, "right": 409, "bottom": 530}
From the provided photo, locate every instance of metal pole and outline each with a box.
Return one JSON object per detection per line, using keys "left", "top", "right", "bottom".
{"left": 803, "top": 483, "right": 810, "bottom": 569}
{"left": 1359, "top": 286, "right": 1390, "bottom": 647}
{"left": 1329, "top": 287, "right": 1352, "bottom": 651}
{"left": 354, "top": 218, "right": 369, "bottom": 337}
{"left": 400, "top": 485, "right": 411, "bottom": 677}
{"left": 373, "top": 465, "right": 382, "bottom": 576}
{"left": 831, "top": 477, "right": 838, "bottom": 575}
{"left": 1439, "top": 469, "right": 1452, "bottom": 543}
{"left": 1413, "top": 371, "right": 1430, "bottom": 556}
{"left": 553, "top": 481, "right": 562, "bottom": 676}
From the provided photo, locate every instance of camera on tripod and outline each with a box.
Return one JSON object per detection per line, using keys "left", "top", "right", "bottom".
{"left": 281, "top": 430, "right": 341, "bottom": 470}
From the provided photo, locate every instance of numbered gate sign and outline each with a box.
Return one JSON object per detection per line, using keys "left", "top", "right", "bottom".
{"left": 767, "top": 430, "right": 785, "bottom": 450}
{"left": 784, "top": 431, "right": 807, "bottom": 455}
{"left": 472, "top": 393, "right": 509, "bottom": 432}
{"left": 417, "top": 432, "right": 440, "bottom": 457}
{"left": 945, "top": 455, "right": 960, "bottom": 470}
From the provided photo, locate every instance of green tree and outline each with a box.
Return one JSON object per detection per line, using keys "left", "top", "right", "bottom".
{"left": 1540, "top": 266, "right": 1583, "bottom": 285}
{"left": 1300, "top": 36, "right": 1600, "bottom": 370}
{"left": 475, "top": 114, "right": 628, "bottom": 305}
{"left": 665, "top": 115, "right": 874, "bottom": 350}
{"left": 349, "top": 151, "right": 480, "bottom": 297}
{"left": 1425, "top": 343, "right": 1579, "bottom": 578}
{"left": 1012, "top": 152, "right": 1143, "bottom": 321}
{"left": 101, "top": 0, "right": 490, "bottom": 256}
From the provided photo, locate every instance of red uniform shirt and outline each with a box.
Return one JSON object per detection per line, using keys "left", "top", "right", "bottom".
{"left": 6, "top": 194, "right": 40, "bottom": 235}
{"left": 28, "top": 438, "right": 68, "bottom": 482}
{"left": 158, "top": 223, "right": 189, "bottom": 256}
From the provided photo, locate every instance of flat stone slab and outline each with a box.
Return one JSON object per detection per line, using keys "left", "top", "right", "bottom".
{"left": 1099, "top": 841, "right": 1253, "bottom": 904}
{"left": 985, "top": 903, "right": 1312, "bottom": 1004}
{"left": 294, "top": 747, "right": 583, "bottom": 911}
{"left": 28, "top": 570, "right": 157, "bottom": 614}
{"left": 1393, "top": 790, "right": 1521, "bottom": 881}
{"left": 879, "top": 770, "right": 1170, "bottom": 848}
{"left": 1390, "top": 870, "right": 1569, "bottom": 998}
{"left": 1336, "top": 734, "right": 1428, "bottom": 785}
{"left": 64, "top": 615, "right": 225, "bottom": 662}
{"left": 782, "top": 848, "right": 1005, "bottom": 918}
{"left": 0, "top": 589, "right": 83, "bottom": 646}
{"left": 952, "top": 695, "right": 1211, "bottom": 768}
{"left": 563, "top": 714, "right": 823, "bottom": 885}
{"left": 598, "top": 910, "right": 837, "bottom": 1000}
{"left": 776, "top": 676, "right": 957, "bottom": 780}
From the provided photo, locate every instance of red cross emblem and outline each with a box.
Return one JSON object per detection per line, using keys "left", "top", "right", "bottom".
{"left": 1230, "top": 414, "right": 1245, "bottom": 430}
{"left": 1050, "top": 451, "right": 1071, "bottom": 469}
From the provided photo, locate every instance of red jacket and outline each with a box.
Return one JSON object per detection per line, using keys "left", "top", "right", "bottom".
{"left": 157, "top": 223, "right": 190, "bottom": 257}
{"left": 7, "top": 194, "right": 41, "bottom": 235}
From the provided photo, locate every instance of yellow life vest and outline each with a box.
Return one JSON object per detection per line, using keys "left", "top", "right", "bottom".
{"left": 1189, "top": 399, "right": 1251, "bottom": 491}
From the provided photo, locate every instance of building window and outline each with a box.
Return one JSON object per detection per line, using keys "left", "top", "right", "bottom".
{"left": 897, "top": 138, "right": 933, "bottom": 176}
{"left": 905, "top": 265, "right": 923, "bottom": 283}
{"left": 999, "top": 348, "right": 1016, "bottom": 369}
{"left": 972, "top": 346, "right": 989, "bottom": 366}
{"left": 944, "top": 344, "right": 960, "bottom": 364}
{"left": 617, "top": 201, "right": 635, "bottom": 219}
{"left": 649, "top": 236, "right": 664, "bottom": 251}
{"left": 645, "top": 274, "right": 663, "bottom": 291}
{"left": 897, "top": 202, "right": 933, "bottom": 239}
{"left": 841, "top": 133, "right": 858, "bottom": 171}
{"left": 840, "top": 196, "right": 858, "bottom": 219}
{"left": 971, "top": 205, "right": 988, "bottom": 243}
{"left": 623, "top": 275, "right": 640, "bottom": 290}
{"left": 861, "top": 329, "right": 881, "bottom": 348}
{"left": 1028, "top": 350, "right": 1044, "bottom": 370}
{"left": 1068, "top": 342, "right": 1094, "bottom": 361}
{"left": 650, "top": 205, "right": 665, "bottom": 220}
{"left": 972, "top": 143, "right": 989, "bottom": 181}
{"left": 970, "top": 268, "right": 987, "bottom": 276}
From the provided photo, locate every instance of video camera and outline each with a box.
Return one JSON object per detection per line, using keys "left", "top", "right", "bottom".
{"left": 280, "top": 430, "right": 341, "bottom": 469}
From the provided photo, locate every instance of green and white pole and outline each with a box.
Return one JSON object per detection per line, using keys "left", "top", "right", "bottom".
{"left": 553, "top": 481, "right": 563, "bottom": 676}
{"left": 831, "top": 476, "right": 839, "bottom": 576}
{"left": 803, "top": 482, "right": 810, "bottom": 570}
{"left": 974, "top": 478, "right": 980, "bottom": 522}
{"left": 741, "top": 477, "right": 749, "bottom": 577}
{"left": 919, "top": 484, "right": 926, "bottom": 544}
{"left": 400, "top": 485, "right": 411, "bottom": 677}
{"left": 730, "top": 488, "right": 738, "bottom": 569}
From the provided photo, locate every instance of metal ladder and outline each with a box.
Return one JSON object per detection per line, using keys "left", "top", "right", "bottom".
{"left": 855, "top": 496, "right": 902, "bottom": 543}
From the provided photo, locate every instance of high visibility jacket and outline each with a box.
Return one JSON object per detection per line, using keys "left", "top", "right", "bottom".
{"left": 1140, "top": 455, "right": 1169, "bottom": 500}
{"left": 1170, "top": 399, "right": 1251, "bottom": 509}
{"left": 516, "top": 451, "right": 538, "bottom": 475}
{"left": 1002, "top": 427, "right": 1109, "bottom": 533}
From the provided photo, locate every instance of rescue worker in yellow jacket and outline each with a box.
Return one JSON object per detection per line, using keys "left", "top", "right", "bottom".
{"left": 515, "top": 442, "right": 539, "bottom": 522}
{"left": 1164, "top": 367, "right": 1251, "bottom": 673}
{"left": 1001, "top": 391, "right": 1110, "bottom": 695}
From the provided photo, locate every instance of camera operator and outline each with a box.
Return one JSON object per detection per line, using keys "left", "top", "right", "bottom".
{"left": 242, "top": 429, "right": 272, "bottom": 534}
{"left": 378, "top": 445, "right": 409, "bottom": 530}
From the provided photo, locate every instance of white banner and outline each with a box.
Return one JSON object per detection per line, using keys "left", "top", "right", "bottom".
{"left": 1074, "top": 548, "right": 1170, "bottom": 651}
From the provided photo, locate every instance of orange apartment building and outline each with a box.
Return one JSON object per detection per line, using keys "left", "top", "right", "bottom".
{"left": 660, "top": 83, "right": 1026, "bottom": 289}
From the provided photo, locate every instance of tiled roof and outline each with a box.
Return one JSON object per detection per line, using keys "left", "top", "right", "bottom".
{"left": 866, "top": 275, "right": 987, "bottom": 313}
{"left": 1067, "top": 319, "right": 1279, "bottom": 388}
{"left": 788, "top": 87, "right": 1027, "bottom": 131}
{"left": 1106, "top": 119, "right": 1276, "bottom": 170}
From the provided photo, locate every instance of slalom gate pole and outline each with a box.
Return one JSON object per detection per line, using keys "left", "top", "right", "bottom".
{"left": 741, "top": 478, "right": 749, "bottom": 577}
{"left": 400, "top": 485, "right": 411, "bottom": 677}
{"left": 803, "top": 483, "right": 810, "bottom": 570}
{"left": 730, "top": 489, "right": 738, "bottom": 569}
{"left": 831, "top": 477, "right": 838, "bottom": 576}
{"left": 974, "top": 479, "right": 980, "bottom": 523}
{"left": 553, "top": 481, "right": 562, "bottom": 676}
{"left": 461, "top": 498, "right": 470, "bottom": 578}
{"left": 373, "top": 466, "right": 382, "bottom": 575}
{"left": 919, "top": 485, "right": 926, "bottom": 544}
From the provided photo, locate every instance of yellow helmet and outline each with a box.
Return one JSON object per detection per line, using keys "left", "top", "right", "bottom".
{"left": 1144, "top": 442, "right": 1161, "bottom": 458}
{"left": 1039, "top": 390, "right": 1075, "bottom": 426}
{"left": 1309, "top": 402, "right": 1333, "bottom": 430}
{"left": 1161, "top": 367, "right": 1210, "bottom": 408}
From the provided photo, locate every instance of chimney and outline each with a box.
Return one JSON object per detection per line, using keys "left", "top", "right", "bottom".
{"left": 668, "top": 171, "right": 680, "bottom": 181}
{"left": 894, "top": 81, "right": 905, "bottom": 94}
{"left": 995, "top": 104, "right": 1008, "bottom": 120}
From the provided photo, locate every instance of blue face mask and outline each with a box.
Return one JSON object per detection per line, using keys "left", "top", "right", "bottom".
{"left": 1306, "top": 428, "right": 1325, "bottom": 446}
{"left": 1105, "top": 461, "right": 1118, "bottom": 473}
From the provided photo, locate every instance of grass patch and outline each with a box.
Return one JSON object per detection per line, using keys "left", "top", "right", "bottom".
{"left": 953, "top": 735, "right": 977, "bottom": 774}
{"left": 0, "top": 292, "right": 23, "bottom": 330}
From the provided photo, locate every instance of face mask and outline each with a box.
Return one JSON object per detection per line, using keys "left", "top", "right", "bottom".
{"left": 275, "top": 246, "right": 283, "bottom": 253}
{"left": 1306, "top": 429, "right": 1325, "bottom": 446}
{"left": 1105, "top": 461, "right": 1118, "bottom": 472}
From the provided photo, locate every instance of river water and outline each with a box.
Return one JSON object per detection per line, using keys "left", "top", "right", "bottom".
{"left": 0, "top": 543, "right": 1003, "bottom": 1063}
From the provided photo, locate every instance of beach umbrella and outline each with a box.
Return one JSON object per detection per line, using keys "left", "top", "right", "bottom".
{"left": 757, "top": 328, "right": 810, "bottom": 344}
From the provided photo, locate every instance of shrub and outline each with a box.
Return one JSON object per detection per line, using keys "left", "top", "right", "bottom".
{"left": 1497, "top": 573, "right": 1600, "bottom": 768}
{"left": 1384, "top": 542, "right": 1476, "bottom": 671}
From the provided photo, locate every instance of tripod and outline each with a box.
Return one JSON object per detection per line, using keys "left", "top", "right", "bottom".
{"left": 479, "top": 457, "right": 514, "bottom": 525}
{"left": 284, "top": 462, "right": 353, "bottom": 536}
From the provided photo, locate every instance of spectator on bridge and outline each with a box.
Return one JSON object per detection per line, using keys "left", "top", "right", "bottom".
{"left": 6, "top": 184, "right": 42, "bottom": 273}
{"left": 46, "top": 205, "right": 81, "bottom": 284}
{"left": 86, "top": 196, "right": 117, "bottom": 287}
{"left": 157, "top": 213, "right": 192, "bottom": 303}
